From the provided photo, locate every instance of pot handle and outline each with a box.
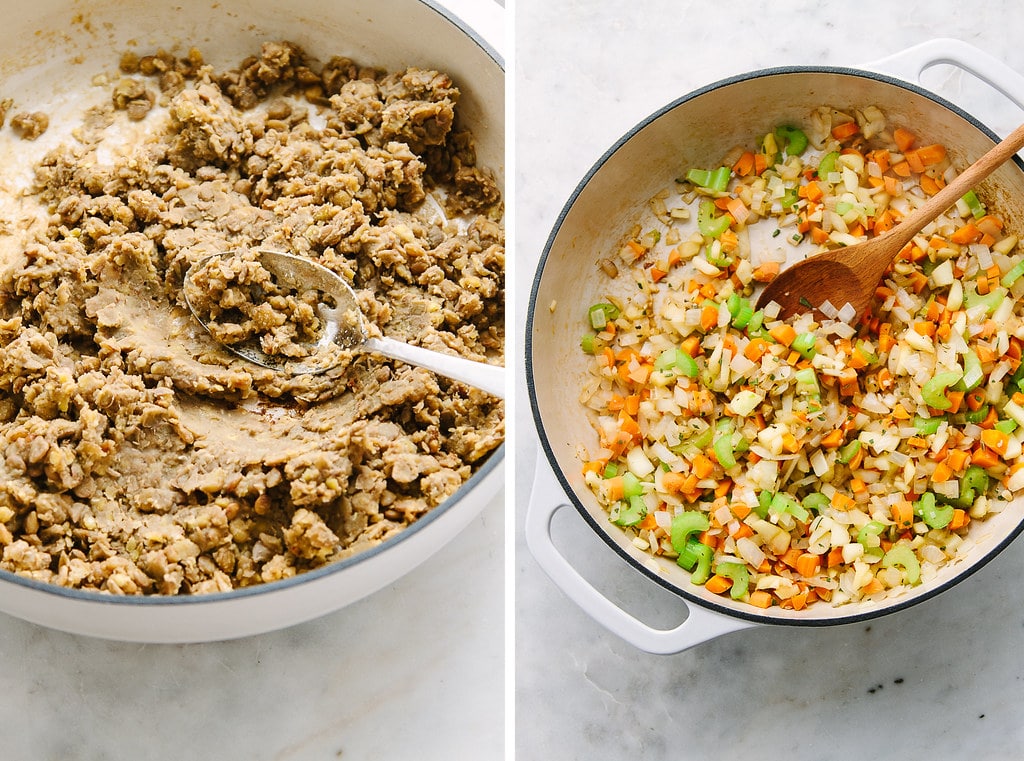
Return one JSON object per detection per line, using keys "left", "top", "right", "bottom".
{"left": 524, "top": 450, "right": 754, "bottom": 654}
{"left": 867, "top": 37, "right": 1024, "bottom": 112}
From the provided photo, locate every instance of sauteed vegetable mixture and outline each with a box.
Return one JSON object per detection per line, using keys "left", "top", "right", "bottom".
{"left": 578, "top": 105, "right": 1024, "bottom": 610}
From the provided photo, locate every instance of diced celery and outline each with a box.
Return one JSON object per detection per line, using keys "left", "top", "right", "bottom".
{"left": 882, "top": 545, "right": 921, "bottom": 585}
{"left": 670, "top": 511, "right": 710, "bottom": 555}
{"left": 715, "top": 562, "right": 750, "bottom": 600}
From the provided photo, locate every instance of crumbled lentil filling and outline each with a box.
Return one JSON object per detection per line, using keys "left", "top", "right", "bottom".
{"left": 0, "top": 41, "right": 504, "bottom": 594}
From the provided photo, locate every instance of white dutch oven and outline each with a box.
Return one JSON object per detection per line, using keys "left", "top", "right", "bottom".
{"left": 527, "top": 39, "right": 1024, "bottom": 654}
{"left": 0, "top": 0, "right": 504, "bottom": 642}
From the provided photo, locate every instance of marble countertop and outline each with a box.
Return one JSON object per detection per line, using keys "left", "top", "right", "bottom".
{"left": 515, "top": 1, "right": 1024, "bottom": 758}
{"left": 0, "top": 1, "right": 506, "bottom": 760}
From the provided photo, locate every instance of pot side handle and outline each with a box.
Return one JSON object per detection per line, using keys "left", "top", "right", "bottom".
{"left": 866, "top": 37, "right": 1024, "bottom": 112}
{"left": 524, "top": 450, "right": 753, "bottom": 655}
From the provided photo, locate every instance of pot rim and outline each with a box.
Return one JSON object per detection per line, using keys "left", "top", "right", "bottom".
{"left": 527, "top": 63, "right": 1024, "bottom": 627}
{"left": 0, "top": 444, "right": 504, "bottom": 607}
{"left": 0, "top": 0, "right": 506, "bottom": 610}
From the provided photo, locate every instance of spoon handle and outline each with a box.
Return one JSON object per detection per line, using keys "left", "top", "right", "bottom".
{"left": 892, "top": 121, "right": 1024, "bottom": 251}
{"left": 364, "top": 336, "right": 505, "bottom": 398}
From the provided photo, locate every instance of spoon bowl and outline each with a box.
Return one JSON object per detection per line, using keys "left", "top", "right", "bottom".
{"left": 757, "top": 121, "right": 1024, "bottom": 321}
{"left": 184, "top": 250, "right": 505, "bottom": 397}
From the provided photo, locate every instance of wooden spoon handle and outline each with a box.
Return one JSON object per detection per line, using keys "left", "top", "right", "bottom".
{"left": 891, "top": 122, "right": 1024, "bottom": 251}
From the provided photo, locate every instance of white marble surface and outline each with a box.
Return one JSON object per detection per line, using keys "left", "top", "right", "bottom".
{"left": 0, "top": 490, "right": 504, "bottom": 760}
{"left": 0, "top": 1, "right": 507, "bottom": 760}
{"left": 515, "top": 1, "right": 1024, "bottom": 759}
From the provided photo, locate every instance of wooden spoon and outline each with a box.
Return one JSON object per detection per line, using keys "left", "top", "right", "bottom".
{"left": 756, "top": 121, "right": 1024, "bottom": 321}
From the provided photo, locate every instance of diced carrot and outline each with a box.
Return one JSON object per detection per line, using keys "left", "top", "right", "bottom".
{"left": 700, "top": 304, "right": 719, "bottom": 331}
{"left": 950, "top": 223, "right": 982, "bottom": 245}
{"left": 731, "top": 523, "right": 754, "bottom": 540}
{"left": 915, "top": 143, "right": 947, "bottom": 166}
{"left": 893, "top": 127, "right": 917, "bottom": 152}
{"left": 625, "top": 239, "right": 646, "bottom": 260}
{"left": 891, "top": 500, "right": 915, "bottom": 529}
{"left": 779, "top": 548, "right": 803, "bottom": 569}
{"left": 981, "top": 428, "right": 1010, "bottom": 456}
{"left": 918, "top": 174, "right": 940, "bottom": 196}
{"left": 827, "top": 546, "right": 845, "bottom": 568}
{"left": 904, "top": 150, "right": 926, "bottom": 174}
{"left": 795, "top": 553, "right": 821, "bottom": 578}
{"left": 913, "top": 321, "right": 936, "bottom": 336}
{"left": 661, "top": 471, "right": 688, "bottom": 493}
{"left": 650, "top": 266, "right": 668, "bottom": 283}
{"left": 744, "top": 337, "right": 769, "bottom": 362}
{"left": 949, "top": 509, "right": 971, "bottom": 531}
{"left": 945, "top": 390, "right": 965, "bottom": 415}
{"left": 733, "top": 151, "right": 756, "bottom": 177}
{"left": 820, "top": 429, "right": 845, "bottom": 448}
{"left": 979, "top": 405, "right": 999, "bottom": 430}
{"left": 752, "top": 260, "right": 780, "bottom": 283}
{"left": 799, "top": 181, "right": 824, "bottom": 202}
{"left": 705, "top": 575, "right": 733, "bottom": 595}
{"left": 749, "top": 590, "right": 774, "bottom": 609}
{"left": 971, "top": 446, "right": 1001, "bottom": 470}
{"left": 870, "top": 149, "right": 892, "bottom": 173}
{"left": 906, "top": 436, "right": 929, "bottom": 449}
{"left": 931, "top": 460, "right": 954, "bottom": 483}
{"left": 681, "top": 335, "right": 702, "bottom": 357}
{"left": 831, "top": 492, "right": 856, "bottom": 511}
{"left": 789, "top": 592, "right": 809, "bottom": 611}
{"left": 966, "top": 389, "right": 987, "bottom": 412}
{"left": 698, "top": 530, "right": 719, "bottom": 548}
{"left": 623, "top": 395, "right": 641, "bottom": 416}
{"left": 691, "top": 453, "right": 716, "bottom": 480}
{"left": 714, "top": 479, "right": 732, "bottom": 498}
{"left": 637, "top": 513, "right": 659, "bottom": 531}
{"left": 850, "top": 478, "right": 867, "bottom": 494}
{"left": 731, "top": 503, "right": 752, "bottom": 520}
{"left": 768, "top": 324, "right": 797, "bottom": 347}
{"left": 891, "top": 160, "right": 913, "bottom": 177}
{"left": 605, "top": 476, "right": 625, "bottom": 501}
{"left": 700, "top": 281, "right": 718, "bottom": 299}
{"left": 861, "top": 577, "right": 885, "bottom": 596}
{"left": 719, "top": 229, "right": 740, "bottom": 253}
{"left": 832, "top": 121, "right": 860, "bottom": 141}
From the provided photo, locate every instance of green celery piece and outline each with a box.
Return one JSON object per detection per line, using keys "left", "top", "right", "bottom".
{"left": 962, "top": 348, "right": 984, "bottom": 391}
{"left": 802, "top": 492, "right": 831, "bottom": 513}
{"left": 621, "top": 472, "right": 643, "bottom": 498}
{"left": 836, "top": 439, "right": 861, "bottom": 464}
{"left": 882, "top": 545, "right": 921, "bottom": 585}
{"left": 602, "top": 463, "right": 619, "bottom": 479}
{"left": 686, "top": 166, "right": 730, "bottom": 193}
{"left": 780, "top": 187, "right": 799, "bottom": 209}
{"left": 964, "top": 405, "right": 989, "bottom": 424}
{"left": 817, "top": 151, "right": 840, "bottom": 180}
{"left": 770, "top": 492, "right": 810, "bottom": 522}
{"left": 775, "top": 125, "right": 808, "bottom": 156}
{"left": 995, "top": 418, "right": 1018, "bottom": 435}
{"left": 916, "top": 491, "right": 953, "bottom": 529}
{"left": 921, "top": 372, "right": 963, "bottom": 410}
{"left": 715, "top": 562, "right": 750, "bottom": 599}
{"left": 961, "top": 190, "right": 985, "bottom": 220}
{"left": 914, "top": 415, "right": 944, "bottom": 435}
{"left": 670, "top": 511, "right": 710, "bottom": 555}
{"left": 697, "top": 200, "right": 731, "bottom": 238}
{"left": 1001, "top": 258, "right": 1024, "bottom": 288}
{"left": 732, "top": 300, "right": 755, "bottom": 329}
{"left": 688, "top": 541, "right": 714, "bottom": 584}
{"left": 580, "top": 334, "right": 601, "bottom": 354}
{"left": 962, "top": 285, "right": 1007, "bottom": 315}
{"left": 755, "top": 490, "right": 773, "bottom": 518}
{"left": 856, "top": 521, "right": 886, "bottom": 548}
{"left": 713, "top": 431, "right": 737, "bottom": 470}
{"left": 791, "top": 332, "right": 817, "bottom": 359}
{"left": 588, "top": 302, "right": 620, "bottom": 330}
{"left": 613, "top": 495, "right": 647, "bottom": 527}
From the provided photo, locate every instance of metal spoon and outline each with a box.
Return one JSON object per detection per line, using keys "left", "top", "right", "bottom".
{"left": 184, "top": 250, "right": 505, "bottom": 398}
{"left": 756, "top": 121, "right": 1024, "bottom": 321}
